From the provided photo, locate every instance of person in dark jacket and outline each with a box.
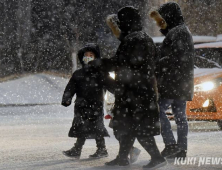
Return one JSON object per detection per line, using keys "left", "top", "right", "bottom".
{"left": 150, "top": 2, "right": 194, "bottom": 159}
{"left": 105, "top": 14, "right": 142, "bottom": 165}
{"left": 61, "top": 43, "right": 115, "bottom": 159}
{"left": 90, "top": 6, "right": 166, "bottom": 169}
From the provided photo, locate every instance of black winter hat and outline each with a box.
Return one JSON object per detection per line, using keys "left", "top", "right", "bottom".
{"left": 77, "top": 43, "right": 100, "bottom": 65}
{"left": 117, "top": 6, "right": 142, "bottom": 33}
{"left": 158, "top": 2, "right": 184, "bottom": 29}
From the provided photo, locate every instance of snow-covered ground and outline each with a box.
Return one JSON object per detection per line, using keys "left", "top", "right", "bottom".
{"left": 1, "top": 74, "right": 222, "bottom": 170}
{"left": 0, "top": 74, "right": 67, "bottom": 105}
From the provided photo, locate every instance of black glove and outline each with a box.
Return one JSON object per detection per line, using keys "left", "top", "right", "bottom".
{"left": 61, "top": 99, "right": 71, "bottom": 107}
{"left": 61, "top": 92, "right": 72, "bottom": 107}
{"left": 88, "top": 59, "right": 102, "bottom": 69}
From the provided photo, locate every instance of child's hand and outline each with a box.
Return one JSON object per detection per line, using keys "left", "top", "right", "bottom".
{"left": 61, "top": 100, "right": 71, "bottom": 107}
{"left": 61, "top": 92, "right": 72, "bottom": 107}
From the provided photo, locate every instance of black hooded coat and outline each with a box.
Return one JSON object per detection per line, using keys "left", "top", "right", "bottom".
{"left": 93, "top": 7, "right": 160, "bottom": 138}
{"left": 62, "top": 43, "right": 115, "bottom": 139}
{"left": 156, "top": 2, "right": 194, "bottom": 101}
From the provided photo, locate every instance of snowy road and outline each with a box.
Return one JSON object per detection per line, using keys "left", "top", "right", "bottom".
{"left": 1, "top": 104, "right": 222, "bottom": 170}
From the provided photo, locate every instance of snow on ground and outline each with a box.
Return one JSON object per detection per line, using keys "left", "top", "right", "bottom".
{"left": 0, "top": 74, "right": 68, "bottom": 105}
{"left": 1, "top": 104, "right": 222, "bottom": 170}
{"left": 0, "top": 74, "right": 222, "bottom": 170}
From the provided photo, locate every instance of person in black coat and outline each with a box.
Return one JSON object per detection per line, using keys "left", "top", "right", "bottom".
{"left": 90, "top": 6, "right": 166, "bottom": 169}
{"left": 150, "top": 2, "right": 194, "bottom": 159}
{"left": 61, "top": 43, "right": 115, "bottom": 159}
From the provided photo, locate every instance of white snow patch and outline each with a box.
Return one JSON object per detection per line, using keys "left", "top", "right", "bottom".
{"left": 0, "top": 74, "right": 68, "bottom": 105}
{"left": 216, "top": 34, "right": 222, "bottom": 41}
{"left": 192, "top": 36, "right": 217, "bottom": 43}
{"left": 152, "top": 36, "right": 217, "bottom": 44}
{"left": 194, "top": 42, "right": 222, "bottom": 48}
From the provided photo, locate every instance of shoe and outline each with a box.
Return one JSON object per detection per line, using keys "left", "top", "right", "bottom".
{"left": 89, "top": 148, "right": 108, "bottom": 158}
{"left": 161, "top": 144, "right": 180, "bottom": 158}
{"left": 169, "top": 150, "right": 187, "bottom": 160}
{"left": 176, "top": 150, "right": 187, "bottom": 158}
{"left": 105, "top": 156, "right": 119, "bottom": 166}
{"left": 118, "top": 158, "right": 130, "bottom": 167}
{"left": 129, "top": 147, "right": 141, "bottom": 163}
{"left": 62, "top": 146, "right": 81, "bottom": 159}
{"left": 143, "top": 157, "right": 167, "bottom": 169}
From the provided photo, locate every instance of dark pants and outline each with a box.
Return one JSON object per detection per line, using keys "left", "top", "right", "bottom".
{"left": 159, "top": 99, "right": 188, "bottom": 150}
{"left": 74, "top": 137, "right": 106, "bottom": 150}
{"left": 112, "top": 100, "right": 162, "bottom": 161}
{"left": 118, "top": 134, "right": 162, "bottom": 161}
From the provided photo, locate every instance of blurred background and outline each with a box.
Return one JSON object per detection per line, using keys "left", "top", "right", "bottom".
{"left": 0, "top": 0, "right": 222, "bottom": 78}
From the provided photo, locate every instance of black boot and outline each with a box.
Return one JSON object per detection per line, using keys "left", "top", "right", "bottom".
{"left": 161, "top": 144, "right": 180, "bottom": 158}
{"left": 63, "top": 138, "right": 85, "bottom": 159}
{"left": 118, "top": 158, "right": 130, "bottom": 166}
{"left": 105, "top": 156, "right": 119, "bottom": 166}
{"left": 168, "top": 150, "right": 187, "bottom": 160}
{"left": 176, "top": 150, "right": 187, "bottom": 159}
{"left": 62, "top": 146, "right": 81, "bottom": 159}
{"left": 137, "top": 136, "right": 167, "bottom": 169}
{"left": 143, "top": 157, "right": 167, "bottom": 169}
{"left": 89, "top": 148, "right": 108, "bottom": 158}
{"left": 105, "top": 156, "right": 130, "bottom": 166}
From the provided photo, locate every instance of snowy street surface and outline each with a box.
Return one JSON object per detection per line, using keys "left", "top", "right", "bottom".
{"left": 1, "top": 74, "right": 222, "bottom": 170}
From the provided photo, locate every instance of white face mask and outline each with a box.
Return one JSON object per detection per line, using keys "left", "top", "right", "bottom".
{"left": 83, "top": 56, "right": 94, "bottom": 65}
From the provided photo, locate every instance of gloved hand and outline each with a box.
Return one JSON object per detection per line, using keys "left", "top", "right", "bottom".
{"left": 61, "top": 92, "right": 72, "bottom": 107}
{"left": 88, "top": 59, "right": 102, "bottom": 69}
{"left": 61, "top": 99, "right": 71, "bottom": 107}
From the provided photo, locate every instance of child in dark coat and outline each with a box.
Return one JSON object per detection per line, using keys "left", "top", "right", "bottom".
{"left": 61, "top": 43, "right": 115, "bottom": 159}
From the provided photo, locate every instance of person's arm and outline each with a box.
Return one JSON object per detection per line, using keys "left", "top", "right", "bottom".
{"left": 88, "top": 56, "right": 118, "bottom": 72}
{"left": 61, "top": 72, "right": 77, "bottom": 107}
{"left": 156, "top": 31, "right": 185, "bottom": 74}
{"left": 87, "top": 14, "right": 121, "bottom": 72}
{"left": 170, "top": 30, "right": 190, "bottom": 67}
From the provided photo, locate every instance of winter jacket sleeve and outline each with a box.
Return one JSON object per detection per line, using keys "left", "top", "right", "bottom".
{"left": 171, "top": 31, "right": 193, "bottom": 68}
{"left": 88, "top": 57, "right": 117, "bottom": 72}
{"left": 159, "top": 30, "right": 189, "bottom": 70}
{"left": 61, "top": 72, "right": 77, "bottom": 107}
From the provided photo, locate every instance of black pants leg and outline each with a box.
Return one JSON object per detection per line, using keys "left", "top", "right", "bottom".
{"left": 95, "top": 137, "right": 106, "bottom": 149}
{"left": 137, "top": 136, "right": 163, "bottom": 160}
{"left": 118, "top": 135, "right": 135, "bottom": 160}
{"left": 74, "top": 137, "right": 86, "bottom": 150}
